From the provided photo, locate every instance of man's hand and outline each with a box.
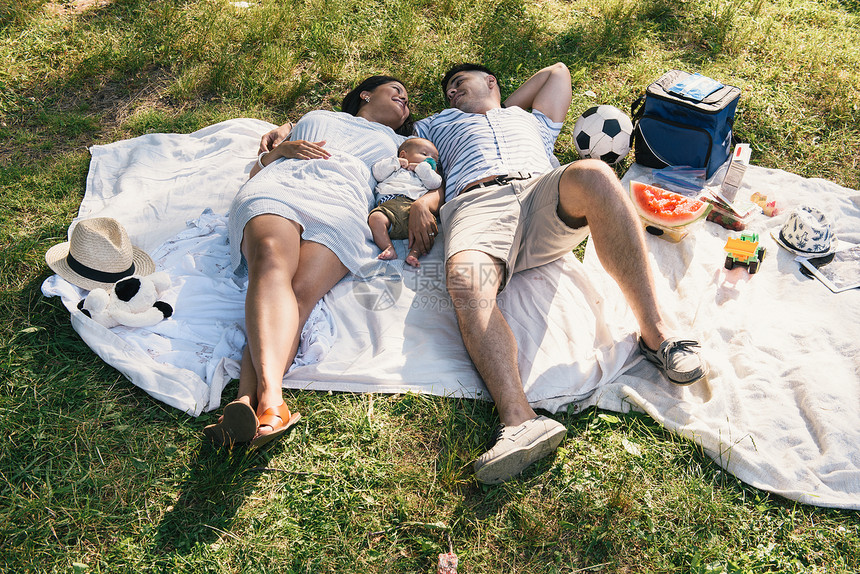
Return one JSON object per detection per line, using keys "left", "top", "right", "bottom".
{"left": 407, "top": 188, "right": 443, "bottom": 256}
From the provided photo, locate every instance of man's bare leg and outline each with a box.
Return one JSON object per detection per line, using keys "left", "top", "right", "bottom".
{"left": 446, "top": 250, "right": 566, "bottom": 484}
{"left": 446, "top": 250, "right": 534, "bottom": 426}
{"left": 557, "top": 159, "right": 707, "bottom": 383}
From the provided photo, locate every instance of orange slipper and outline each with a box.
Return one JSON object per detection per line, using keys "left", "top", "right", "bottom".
{"left": 249, "top": 403, "right": 301, "bottom": 449}
{"left": 203, "top": 400, "right": 259, "bottom": 447}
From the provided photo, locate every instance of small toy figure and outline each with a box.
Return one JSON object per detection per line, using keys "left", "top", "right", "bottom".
{"left": 724, "top": 232, "right": 767, "bottom": 274}
{"left": 750, "top": 192, "right": 779, "bottom": 217}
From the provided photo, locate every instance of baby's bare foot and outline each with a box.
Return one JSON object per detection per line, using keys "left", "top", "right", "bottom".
{"left": 405, "top": 251, "right": 421, "bottom": 267}
{"left": 378, "top": 245, "right": 397, "bottom": 260}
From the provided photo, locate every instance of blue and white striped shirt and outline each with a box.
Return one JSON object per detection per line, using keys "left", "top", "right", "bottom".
{"left": 414, "top": 106, "right": 563, "bottom": 201}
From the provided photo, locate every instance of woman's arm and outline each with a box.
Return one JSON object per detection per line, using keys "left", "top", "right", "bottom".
{"left": 502, "top": 62, "right": 572, "bottom": 124}
{"left": 258, "top": 122, "right": 294, "bottom": 154}
{"left": 249, "top": 138, "right": 332, "bottom": 179}
{"left": 251, "top": 121, "right": 294, "bottom": 179}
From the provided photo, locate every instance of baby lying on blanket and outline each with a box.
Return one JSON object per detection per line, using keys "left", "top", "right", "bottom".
{"left": 368, "top": 137, "right": 443, "bottom": 267}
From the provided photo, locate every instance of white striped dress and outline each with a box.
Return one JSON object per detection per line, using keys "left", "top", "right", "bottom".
{"left": 229, "top": 110, "right": 405, "bottom": 274}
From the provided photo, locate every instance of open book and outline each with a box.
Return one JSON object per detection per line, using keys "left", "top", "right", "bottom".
{"left": 798, "top": 245, "right": 860, "bottom": 293}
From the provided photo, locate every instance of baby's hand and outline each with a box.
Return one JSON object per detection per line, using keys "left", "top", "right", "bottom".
{"left": 405, "top": 162, "right": 421, "bottom": 171}
{"left": 398, "top": 157, "right": 409, "bottom": 169}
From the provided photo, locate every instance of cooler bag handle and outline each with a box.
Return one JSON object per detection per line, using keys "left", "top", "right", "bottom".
{"left": 631, "top": 94, "right": 645, "bottom": 121}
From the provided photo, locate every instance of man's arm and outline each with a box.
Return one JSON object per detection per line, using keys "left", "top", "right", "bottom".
{"left": 407, "top": 186, "right": 444, "bottom": 256}
{"left": 503, "top": 62, "right": 572, "bottom": 124}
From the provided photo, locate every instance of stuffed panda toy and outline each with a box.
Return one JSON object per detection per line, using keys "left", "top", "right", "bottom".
{"left": 78, "top": 272, "right": 173, "bottom": 329}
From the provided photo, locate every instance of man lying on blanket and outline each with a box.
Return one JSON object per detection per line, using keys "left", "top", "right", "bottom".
{"left": 410, "top": 63, "right": 709, "bottom": 484}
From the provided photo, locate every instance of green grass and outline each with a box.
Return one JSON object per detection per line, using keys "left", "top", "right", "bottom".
{"left": 2, "top": 0, "right": 859, "bottom": 572}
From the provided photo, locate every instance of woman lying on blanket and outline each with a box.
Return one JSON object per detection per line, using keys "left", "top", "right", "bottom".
{"left": 203, "top": 76, "right": 443, "bottom": 448}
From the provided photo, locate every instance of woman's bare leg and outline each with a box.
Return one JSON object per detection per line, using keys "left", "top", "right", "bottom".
{"left": 234, "top": 346, "right": 260, "bottom": 410}
{"left": 241, "top": 215, "right": 303, "bottom": 418}
{"left": 241, "top": 215, "right": 349, "bottom": 436}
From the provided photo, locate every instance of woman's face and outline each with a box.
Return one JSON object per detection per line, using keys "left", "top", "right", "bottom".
{"left": 361, "top": 82, "right": 410, "bottom": 130}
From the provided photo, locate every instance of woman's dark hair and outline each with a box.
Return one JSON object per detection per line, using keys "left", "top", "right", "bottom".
{"left": 341, "top": 75, "right": 414, "bottom": 136}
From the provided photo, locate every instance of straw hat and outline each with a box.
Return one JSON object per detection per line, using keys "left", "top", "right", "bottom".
{"left": 45, "top": 217, "right": 155, "bottom": 291}
{"left": 770, "top": 205, "right": 838, "bottom": 257}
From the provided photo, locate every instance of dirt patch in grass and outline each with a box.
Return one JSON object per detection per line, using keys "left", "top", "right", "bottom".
{"left": 44, "top": 0, "right": 112, "bottom": 16}
{"left": 0, "top": 67, "right": 185, "bottom": 167}
{"left": 82, "top": 68, "right": 183, "bottom": 133}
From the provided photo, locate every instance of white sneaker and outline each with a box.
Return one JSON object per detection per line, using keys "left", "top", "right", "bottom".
{"left": 473, "top": 416, "right": 567, "bottom": 485}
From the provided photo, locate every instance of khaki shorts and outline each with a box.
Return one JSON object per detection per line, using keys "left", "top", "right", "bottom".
{"left": 369, "top": 195, "right": 414, "bottom": 240}
{"left": 439, "top": 164, "right": 589, "bottom": 291}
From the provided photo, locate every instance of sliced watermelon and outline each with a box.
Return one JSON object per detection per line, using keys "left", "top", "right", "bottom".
{"left": 629, "top": 180, "right": 711, "bottom": 228}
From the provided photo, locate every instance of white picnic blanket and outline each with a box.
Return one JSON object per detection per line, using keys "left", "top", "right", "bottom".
{"left": 40, "top": 118, "right": 637, "bottom": 417}
{"left": 41, "top": 119, "right": 860, "bottom": 509}
{"left": 579, "top": 163, "right": 860, "bottom": 510}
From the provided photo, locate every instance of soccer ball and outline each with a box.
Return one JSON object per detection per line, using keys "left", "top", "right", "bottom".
{"left": 572, "top": 105, "right": 634, "bottom": 165}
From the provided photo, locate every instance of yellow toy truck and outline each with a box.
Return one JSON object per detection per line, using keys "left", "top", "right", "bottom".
{"left": 724, "top": 232, "right": 766, "bottom": 274}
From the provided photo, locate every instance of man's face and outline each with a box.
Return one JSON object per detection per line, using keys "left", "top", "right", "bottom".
{"left": 445, "top": 71, "right": 497, "bottom": 113}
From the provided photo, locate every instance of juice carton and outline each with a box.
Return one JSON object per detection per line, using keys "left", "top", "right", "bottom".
{"left": 716, "top": 143, "right": 751, "bottom": 205}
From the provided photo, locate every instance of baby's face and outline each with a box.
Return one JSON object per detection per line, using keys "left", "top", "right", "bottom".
{"left": 399, "top": 139, "right": 439, "bottom": 164}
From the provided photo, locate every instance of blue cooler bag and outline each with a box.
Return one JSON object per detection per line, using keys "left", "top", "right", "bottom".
{"left": 632, "top": 70, "right": 741, "bottom": 178}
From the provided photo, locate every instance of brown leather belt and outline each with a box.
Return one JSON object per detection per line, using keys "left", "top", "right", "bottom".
{"left": 461, "top": 171, "right": 533, "bottom": 194}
